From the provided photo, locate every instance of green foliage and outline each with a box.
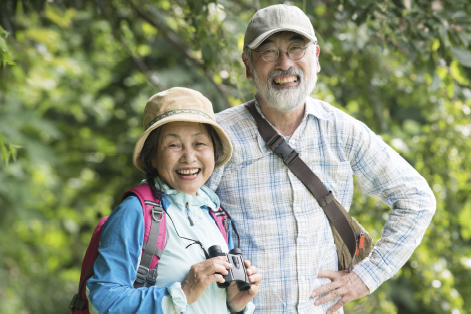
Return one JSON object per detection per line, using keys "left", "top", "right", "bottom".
{"left": 0, "top": 25, "right": 14, "bottom": 66}
{"left": 1, "top": 0, "right": 470, "bottom": 312}
{"left": 0, "top": 135, "right": 18, "bottom": 164}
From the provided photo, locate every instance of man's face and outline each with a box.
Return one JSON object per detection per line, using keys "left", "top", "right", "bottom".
{"left": 243, "top": 31, "right": 320, "bottom": 112}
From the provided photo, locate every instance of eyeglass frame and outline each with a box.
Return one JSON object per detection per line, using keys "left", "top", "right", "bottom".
{"left": 251, "top": 41, "right": 316, "bottom": 62}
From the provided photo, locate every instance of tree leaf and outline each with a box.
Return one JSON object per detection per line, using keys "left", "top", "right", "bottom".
{"left": 450, "top": 46, "right": 471, "bottom": 68}
{"left": 430, "top": 73, "right": 442, "bottom": 91}
{"left": 0, "top": 135, "right": 8, "bottom": 163}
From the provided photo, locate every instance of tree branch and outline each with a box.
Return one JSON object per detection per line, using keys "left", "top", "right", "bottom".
{"left": 129, "top": 0, "right": 231, "bottom": 109}
{"left": 98, "top": 1, "right": 164, "bottom": 89}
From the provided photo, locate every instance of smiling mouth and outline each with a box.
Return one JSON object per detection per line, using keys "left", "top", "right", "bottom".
{"left": 176, "top": 168, "right": 201, "bottom": 178}
{"left": 273, "top": 75, "right": 299, "bottom": 85}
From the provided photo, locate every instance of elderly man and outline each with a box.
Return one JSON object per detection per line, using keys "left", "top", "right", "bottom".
{"left": 207, "top": 4, "right": 435, "bottom": 313}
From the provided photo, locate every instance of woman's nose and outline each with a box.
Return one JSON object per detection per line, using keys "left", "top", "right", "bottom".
{"left": 180, "top": 147, "right": 197, "bottom": 163}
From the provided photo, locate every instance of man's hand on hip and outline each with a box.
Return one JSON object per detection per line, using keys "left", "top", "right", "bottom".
{"left": 310, "top": 270, "right": 370, "bottom": 313}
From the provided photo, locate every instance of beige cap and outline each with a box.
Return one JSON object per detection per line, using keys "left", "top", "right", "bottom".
{"left": 244, "top": 4, "right": 317, "bottom": 49}
{"left": 132, "top": 87, "right": 233, "bottom": 172}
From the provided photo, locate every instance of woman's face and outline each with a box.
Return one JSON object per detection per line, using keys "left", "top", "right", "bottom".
{"left": 152, "top": 121, "right": 215, "bottom": 196}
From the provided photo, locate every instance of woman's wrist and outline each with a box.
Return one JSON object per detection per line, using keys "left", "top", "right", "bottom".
{"left": 226, "top": 300, "right": 246, "bottom": 313}
{"left": 180, "top": 279, "right": 192, "bottom": 303}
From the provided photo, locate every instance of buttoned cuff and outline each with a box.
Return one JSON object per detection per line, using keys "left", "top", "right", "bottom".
{"left": 167, "top": 282, "right": 188, "bottom": 312}
{"left": 352, "top": 259, "right": 385, "bottom": 294}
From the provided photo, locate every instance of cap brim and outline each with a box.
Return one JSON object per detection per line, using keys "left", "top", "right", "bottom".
{"left": 133, "top": 114, "right": 233, "bottom": 173}
{"left": 247, "top": 27, "right": 317, "bottom": 49}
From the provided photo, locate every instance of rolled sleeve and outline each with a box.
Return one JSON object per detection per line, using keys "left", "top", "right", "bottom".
{"left": 163, "top": 282, "right": 188, "bottom": 313}
{"left": 346, "top": 119, "right": 436, "bottom": 292}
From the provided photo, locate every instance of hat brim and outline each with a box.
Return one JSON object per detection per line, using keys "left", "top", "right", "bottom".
{"left": 247, "top": 27, "right": 317, "bottom": 49}
{"left": 133, "top": 113, "right": 233, "bottom": 173}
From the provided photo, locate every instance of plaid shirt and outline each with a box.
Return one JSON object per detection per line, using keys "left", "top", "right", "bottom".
{"left": 207, "top": 97, "right": 435, "bottom": 313}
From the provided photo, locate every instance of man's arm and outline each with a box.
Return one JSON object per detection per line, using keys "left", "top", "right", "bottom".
{"left": 311, "top": 114, "right": 436, "bottom": 311}
{"left": 347, "top": 119, "right": 436, "bottom": 292}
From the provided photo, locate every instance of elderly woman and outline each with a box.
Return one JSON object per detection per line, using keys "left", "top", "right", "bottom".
{"left": 86, "top": 88, "right": 261, "bottom": 313}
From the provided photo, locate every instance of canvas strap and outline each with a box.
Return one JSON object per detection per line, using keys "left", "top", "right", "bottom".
{"left": 134, "top": 195, "right": 165, "bottom": 288}
{"left": 245, "top": 100, "right": 357, "bottom": 271}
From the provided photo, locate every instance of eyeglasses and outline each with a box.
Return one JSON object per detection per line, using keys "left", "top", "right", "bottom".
{"left": 252, "top": 42, "right": 314, "bottom": 62}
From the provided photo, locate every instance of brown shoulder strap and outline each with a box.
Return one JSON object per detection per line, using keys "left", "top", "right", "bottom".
{"left": 245, "top": 100, "right": 357, "bottom": 271}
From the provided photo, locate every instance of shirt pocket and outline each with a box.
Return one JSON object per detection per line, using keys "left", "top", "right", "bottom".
{"left": 305, "top": 159, "right": 352, "bottom": 201}
{"left": 224, "top": 128, "right": 268, "bottom": 174}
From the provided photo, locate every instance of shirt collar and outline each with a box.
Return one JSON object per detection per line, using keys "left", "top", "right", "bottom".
{"left": 305, "top": 97, "right": 332, "bottom": 121}
{"left": 254, "top": 94, "right": 331, "bottom": 123}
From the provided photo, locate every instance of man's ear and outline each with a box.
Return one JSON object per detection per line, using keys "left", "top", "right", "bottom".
{"left": 315, "top": 45, "right": 321, "bottom": 73}
{"left": 242, "top": 53, "right": 253, "bottom": 79}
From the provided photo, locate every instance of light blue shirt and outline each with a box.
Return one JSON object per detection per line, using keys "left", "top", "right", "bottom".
{"left": 153, "top": 177, "right": 229, "bottom": 313}
{"left": 87, "top": 177, "right": 255, "bottom": 313}
{"left": 207, "top": 97, "right": 436, "bottom": 313}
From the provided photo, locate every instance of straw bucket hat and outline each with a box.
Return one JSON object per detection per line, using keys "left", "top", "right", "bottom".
{"left": 132, "top": 87, "right": 233, "bottom": 172}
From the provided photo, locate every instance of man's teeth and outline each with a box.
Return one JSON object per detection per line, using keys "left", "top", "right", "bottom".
{"left": 274, "top": 76, "right": 298, "bottom": 84}
{"left": 177, "top": 169, "right": 199, "bottom": 175}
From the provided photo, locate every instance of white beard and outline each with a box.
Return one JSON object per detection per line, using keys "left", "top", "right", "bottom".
{"left": 252, "top": 65, "right": 318, "bottom": 113}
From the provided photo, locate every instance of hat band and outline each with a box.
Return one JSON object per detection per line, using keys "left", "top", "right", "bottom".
{"left": 145, "top": 109, "right": 214, "bottom": 130}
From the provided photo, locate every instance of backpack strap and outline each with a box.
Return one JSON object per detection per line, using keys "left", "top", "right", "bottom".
{"left": 245, "top": 100, "right": 357, "bottom": 272}
{"left": 209, "top": 205, "right": 241, "bottom": 249}
{"left": 123, "top": 183, "right": 167, "bottom": 288}
{"left": 209, "top": 207, "right": 229, "bottom": 245}
{"left": 70, "top": 216, "right": 109, "bottom": 313}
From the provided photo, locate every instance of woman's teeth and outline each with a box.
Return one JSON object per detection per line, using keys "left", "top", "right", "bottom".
{"left": 176, "top": 169, "right": 200, "bottom": 176}
{"left": 274, "top": 76, "right": 298, "bottom": 85}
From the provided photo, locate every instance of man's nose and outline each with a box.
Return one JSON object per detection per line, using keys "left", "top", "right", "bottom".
{"left": 275, "top": 50, "right": 296, "bottom": 71}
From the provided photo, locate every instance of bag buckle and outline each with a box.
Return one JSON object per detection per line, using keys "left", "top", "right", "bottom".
{"left": 69, "top": 294, "right": 78, "bottom": 310}
{"left": 135, "top": 265, "right": 149, "bottom": 284}
{"left": 135, "top": 265, "right": 157, "bottom": 286}
{"left": 146, "top": 268, "right": 158, "bottom": 286}
{"left": 69, "top": 293, "right": 86, "bottom": 310}
{"left": 268, "top": 135, "right": 298, "bottom": 166}
{"left": 152, "top": 206, "right": 163, "bottom": 222}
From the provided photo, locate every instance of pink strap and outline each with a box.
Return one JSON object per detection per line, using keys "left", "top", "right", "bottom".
{"left": 123, "top": 184, "right": 167, "bottom": 270}
{"left": 210, "top": 208, "right": 229, "bottom": 245}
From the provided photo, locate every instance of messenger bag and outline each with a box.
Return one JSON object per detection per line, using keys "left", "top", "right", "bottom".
{"left": 245, "top": 100, "right": 373, "bottom": 272}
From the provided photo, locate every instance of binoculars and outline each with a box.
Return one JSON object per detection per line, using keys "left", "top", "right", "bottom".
{"left": 208, "top": 245, "right": 251, "bottom": 292}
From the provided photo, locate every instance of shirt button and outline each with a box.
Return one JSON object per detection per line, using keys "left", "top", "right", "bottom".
{"left": 298, "top": 237, "right": 304, "bottom": 243}
{"left": 301, "top": 276, "right": 305, "bottom": 281}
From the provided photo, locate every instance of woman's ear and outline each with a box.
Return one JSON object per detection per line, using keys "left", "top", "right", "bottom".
{"left": 151, "top": 157, "right": 158, "bottom": 169}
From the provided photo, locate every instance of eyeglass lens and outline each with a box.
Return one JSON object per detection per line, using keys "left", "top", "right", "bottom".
{"left": 261, "top": 44, "right": 309, "bottom": 62}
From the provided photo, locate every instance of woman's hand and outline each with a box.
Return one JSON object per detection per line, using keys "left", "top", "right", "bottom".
{"left": 226, "top": 260, "right": 262, "bottom": 312}
{"left": 181, "top": 256, "right": 232, "bottom": 304}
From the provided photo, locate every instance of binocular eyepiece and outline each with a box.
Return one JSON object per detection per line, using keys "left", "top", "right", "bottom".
{"left": 208, "top": 245, "right": 251, "bottom": 292}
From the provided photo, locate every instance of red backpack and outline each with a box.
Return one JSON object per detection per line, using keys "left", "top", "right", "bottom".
{"left": 69, "top": 183, "right": 232, "bottom": 313}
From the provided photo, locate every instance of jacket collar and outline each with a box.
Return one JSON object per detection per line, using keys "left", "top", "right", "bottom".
{"left": 153, "top": 176, "right": 220, "bottom": 212}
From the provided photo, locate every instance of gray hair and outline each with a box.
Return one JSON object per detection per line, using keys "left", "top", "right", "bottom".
{"left": 139, "top": 124, "right": 223, "bottom": 178}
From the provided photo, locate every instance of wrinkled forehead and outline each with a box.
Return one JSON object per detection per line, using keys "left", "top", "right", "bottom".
{"left": 259, "top": 31, "right": 310, "bottom": 47}
{"left": 160, "top": 121, "right": 210, "bottom": 139}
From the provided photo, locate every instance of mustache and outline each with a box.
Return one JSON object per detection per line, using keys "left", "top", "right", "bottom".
{"left": 268, "top": 68, "right": 304, "bottom": 82}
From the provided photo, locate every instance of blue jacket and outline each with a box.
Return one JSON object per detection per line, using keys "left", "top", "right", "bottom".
{"left": 86, "top": 179, "right": 253, "bottom": 313}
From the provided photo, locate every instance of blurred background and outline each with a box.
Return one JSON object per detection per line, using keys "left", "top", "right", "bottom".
{"left": 1, "top": 0, "right": 470, "bottom": 312}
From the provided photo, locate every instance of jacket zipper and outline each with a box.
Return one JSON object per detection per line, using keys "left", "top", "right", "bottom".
{"left": 186, "top": 202, "right": 195, "bottom": 226}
